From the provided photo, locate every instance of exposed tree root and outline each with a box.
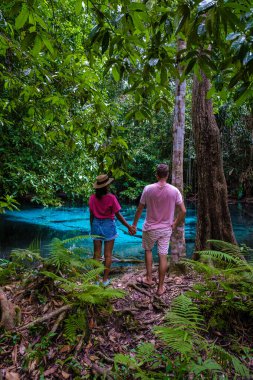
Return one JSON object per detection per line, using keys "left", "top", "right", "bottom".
{"left": 0, "top": 288, "right": 21, "bottom": 330}
{"left": 17, "top": 304, "right": 72, "bottom": 331}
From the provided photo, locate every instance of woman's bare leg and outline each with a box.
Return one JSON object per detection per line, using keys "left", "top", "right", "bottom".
{"left": 103, "top": 240, "right": 115, "bottom": 281}
{"left": 93, "top": 240, "right": 102, "bottom": 260}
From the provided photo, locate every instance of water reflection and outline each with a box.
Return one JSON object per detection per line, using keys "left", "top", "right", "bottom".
{"left": 0, "top": 203, "right": 253, "bottom": 259}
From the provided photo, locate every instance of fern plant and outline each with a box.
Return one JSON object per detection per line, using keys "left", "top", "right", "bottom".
{"left": 112, "top": 295, "right": 251, "bottom": 379}
{"left": 183, "top": 240, "right": 253, "bottom": 333}
{"left": 154, "top": 295, "right": 250, "bottom": 379}
{"left": 113, "top": 342, "right": 166, "bottom": 380}
{"left": 63, "top": 309, "right": 88, "bottom": 344}
{"left": 41, "top": 270, "right": 124, "bottom": 306}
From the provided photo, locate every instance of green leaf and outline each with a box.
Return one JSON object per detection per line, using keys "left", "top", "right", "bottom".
{"left": 102, "top": 30, "right": 110, "bottom": 54}
{"left": 42, "top": 35, "right": 54, "bottom": 55}
{"left": 31, "top": 36, "right": 43, "bottom": 56}
{"left": 112, "top": 65, "right": 120, "bottom": 81}
{"left": 128, "top": 3, "right": 147, "bottom": 11}
{"left": 75, "top": 0, "right": 83, "bottom": 15}
{"left": 135, "top": 110, "right": 145, "bottom": 120}
{"left": 15, "top": 5, "right": 29, "bottom": 29}
{"left": 160, "top": 65, "right": 168, "bottom": 85}
{"left": 131, "top": 12, "right": 145, "bottom": 31}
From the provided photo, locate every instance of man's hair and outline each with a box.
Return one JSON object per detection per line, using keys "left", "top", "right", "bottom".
{"left": 156, "top": 163, "right": 169, "bottom": 178}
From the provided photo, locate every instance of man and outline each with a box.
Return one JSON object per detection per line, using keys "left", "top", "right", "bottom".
{"left": 132, "top": 163, "right": 186, "bottom": 295}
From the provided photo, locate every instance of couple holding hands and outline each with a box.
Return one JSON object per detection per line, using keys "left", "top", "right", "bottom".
{"left": 89, "top": 164, "right": 186, "bottom": 295}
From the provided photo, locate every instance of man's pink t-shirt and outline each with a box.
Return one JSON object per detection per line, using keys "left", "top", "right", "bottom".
{"left": 140, "top": 183, "right": 183, "bottom": 231}
{"left": 89, "top": 193, "right": 121, "bottom": 220}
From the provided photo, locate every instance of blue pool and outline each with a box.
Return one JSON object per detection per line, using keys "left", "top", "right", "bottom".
{"left": 0, "top": 202, "right": 253, "bottom": 260}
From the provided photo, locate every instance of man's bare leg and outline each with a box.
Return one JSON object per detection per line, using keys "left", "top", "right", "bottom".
{"left": 144, "top": 249, "right": 154, "bottom": 285}
{"left": 157, "top": 254, "right": 168, "bottom": 295}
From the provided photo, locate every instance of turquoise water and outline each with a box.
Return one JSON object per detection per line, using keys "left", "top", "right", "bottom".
{"left": 0, "top": 203, "right": 253, "bottom": 259}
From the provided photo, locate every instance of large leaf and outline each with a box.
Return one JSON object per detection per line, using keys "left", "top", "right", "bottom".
{"left": 15, "top": 5, "right": 29, "bottom": 29}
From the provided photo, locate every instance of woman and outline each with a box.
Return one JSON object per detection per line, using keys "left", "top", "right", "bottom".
{"left": 89, "top": 174, "right": 135, "bottom": 286}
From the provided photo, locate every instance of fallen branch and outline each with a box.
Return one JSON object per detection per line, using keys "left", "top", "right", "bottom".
{"left": 17, "top": 304, "right": 72, "bottom": 331}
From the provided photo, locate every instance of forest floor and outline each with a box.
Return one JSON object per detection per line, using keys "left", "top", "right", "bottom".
{"left": 0, "top": 265, "right": 201, "bottom": 380}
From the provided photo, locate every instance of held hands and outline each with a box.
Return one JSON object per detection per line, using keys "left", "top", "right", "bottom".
{"left": 128, "top": 225, "right": 137, "bottom": 235}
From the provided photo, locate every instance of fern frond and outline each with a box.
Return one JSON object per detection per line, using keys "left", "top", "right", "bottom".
{"left": 0, "top": 258, "right": 10, "bottom": 267}
{"left": 70, "top": 257, "right": 104, "bottom": 272}
{"left": 75, "top": 286, "right": 125, "bottom": 305}
{"left": 41, "top": 271, "right": 76, "bottom": 291}
{"left": 28, "top": 238, "right": 41, "bottom": 254}
{"left": 212, "top": 345, "right": 250, "bottom": 378}
{"left": 188, "top": 358, "right": 223, "bottom": 376}
{"left": 181, "top": 258, "right": 220, "bottom": 276}
{"left": 114, "top": 353, "right": 137, "bottom": 367}
{"left": 199, "top": 250, "right": 244, "bottom": 266}
{"left": 63, "top": 310, "right": 87, "bottom": 344}
{"left": 154, "top": 326, "right": 193, "bottom": 354}
{"left": 154, "top": 295, "right": 206, "bottom": 356}
{"left": 62, "top": 235, "right": 92, "bottom": 244}
{"left": 165, "top": 295, "right": 205, "bottom": 331}
{"left": 207, "top": 240, "right": 244, "bottom": 258}
{"left": 47, "top": 238, "right": 71, "bottom": 271}
{"left": 80, "top": 267, "right": 104, "bottom": 284}
{"left": 10, "top": 249, "right": 43, "bottom": 267}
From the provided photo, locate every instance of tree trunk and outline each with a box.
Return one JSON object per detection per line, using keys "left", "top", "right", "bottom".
{"left": 171, "top": 39, "right": 187, "bottom": 262}
{"left": 192, "top": 72, "right": 236, "bottom": 252}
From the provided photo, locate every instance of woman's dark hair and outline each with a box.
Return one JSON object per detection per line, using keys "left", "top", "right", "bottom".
{"left": 95, "top": 186, "right": 108, "bottom": 199}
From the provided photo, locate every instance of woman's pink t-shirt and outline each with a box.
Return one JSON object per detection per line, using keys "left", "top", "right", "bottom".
{"left": 140, "top": 183, "right": 183, "bottom": 231}
{"left": 89, "top": 193, "right": 121, "bottom": 219}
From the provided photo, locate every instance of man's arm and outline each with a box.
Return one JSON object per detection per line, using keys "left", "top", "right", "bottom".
{"left": 172, "top": 202, "right": 186, "bottom": 230}
{"left": 133, "top": 203, "right": 145, "bottom": 228}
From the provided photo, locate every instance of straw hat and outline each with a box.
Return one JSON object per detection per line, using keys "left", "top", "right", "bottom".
{"left": 93, "top": 174, "right": 114, "bottom": 189}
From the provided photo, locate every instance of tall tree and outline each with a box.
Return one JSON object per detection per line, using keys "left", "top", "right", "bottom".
{"left": 192, "top": 72, "right": 236, "bottom": 250}
{"left": 171, "top": 39, "right": 187, "bottom": 261}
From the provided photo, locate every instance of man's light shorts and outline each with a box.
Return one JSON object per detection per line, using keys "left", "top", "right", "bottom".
{"left": 142, "top": 228, "right": 172, "bottom": 255}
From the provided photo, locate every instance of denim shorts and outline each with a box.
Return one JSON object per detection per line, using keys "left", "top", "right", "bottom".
{"left": 91, "top": 218, "right": 118, "bottom": 241}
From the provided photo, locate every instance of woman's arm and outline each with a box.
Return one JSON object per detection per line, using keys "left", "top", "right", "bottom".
{"left": 115, "top": 212, "right": 136, "bottom": 235}
{"left": 90, "top": 210, "right": 94, "bottom": 227}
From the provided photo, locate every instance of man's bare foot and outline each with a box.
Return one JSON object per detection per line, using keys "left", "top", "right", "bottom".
{"left": 156, "top": 286, "right": 166, "bottom": 296}
{"left": 136, "top": 276, "right": 155, "bottom": 287}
